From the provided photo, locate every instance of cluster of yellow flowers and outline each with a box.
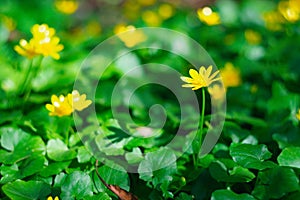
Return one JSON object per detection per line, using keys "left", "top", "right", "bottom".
{"left": 197, "top": 6, "right": 221, "bottom": 26}
{"left": 263, "top": 0, "right": 300, "bottom": 30}
{"left": 142, "top": 4, "right": 174, "bottom": 26}
{"left": 14, "top": 24, "right": 64, "bottom": 59}
{"left": 46, "top": 90, "right": 92, "bottom": 117}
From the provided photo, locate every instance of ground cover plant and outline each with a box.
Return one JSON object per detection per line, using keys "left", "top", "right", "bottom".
{"left": 0, "top": 0, "right": 300, "bottom": 199}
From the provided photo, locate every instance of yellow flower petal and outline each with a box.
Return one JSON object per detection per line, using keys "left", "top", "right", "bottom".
{"left": 189, "top": 69, "right": 200, "bottom": 80}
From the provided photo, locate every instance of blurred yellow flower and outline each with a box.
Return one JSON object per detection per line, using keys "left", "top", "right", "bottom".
{"left": 158, "top": 4, "right": 174, "bottom": 19}
{"left": 208, "top": 84, "right": 226, "bottom": 101}
{"left": 86, "top": 20, "right": 102, "bottom": 36}
{"left": 296, "top": 109, "right": 300, "bottom": 121}
{"left": 14, "top": 39, "right": 39, "bottom": 59}
{"left": 137, "top": 0, "right": 156, "bottom": 6}
{"left": 245, "top": 29, "right": 262, "bottom": 45}
{"left": 1, "top": 15, "right": 16, "bottom": 31}
{"left": 197, "top": 7, "right": 221, "bottom": 26}
{"left": 220, "top": 62, "right": 241, "bottom": 89}
{"left": 250, "top": 84, "right": 258, "bottom": 94}
{"left": 289, "top": 0, "right": 300, "bottom": 12}
{"left": 46, "top": 90, "right": 92, "bottom": 117}
{"left": 142, "top": 10, "right": 162, "bottom": 26}
{"left": 47, "top": 197, "right": 59, "bottom": 200}
{"left": 14, "top": 24, "right": 64, "bottom": 59}
{"left": 55, "top": 0, "right": 79, "bottom": 14}
{"left": 278, "top": 0, "right": 300, "bottom": 22}
{"left": 67, "top": 90, "right": 92, "bottom": 111}
{"left": 181, "top": 66, "right": 221, "bottom": 90}
{"left": 114, "top": 24, "right": 147, "bottom": 48}
{"left": 263, "top": 11, "right": 285, "bottom": 31}
{"left": 46, "top": 95, "right": 73, "bottom": 117}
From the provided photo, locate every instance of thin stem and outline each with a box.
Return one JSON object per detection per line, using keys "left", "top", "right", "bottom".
{"left": 22, "top": 56, "right": 43, "bottom": 105}
{"left": 195, "top": 87, "right": 206, "bottom": 166}
{"left": 199, "top": 87, "right": 206, "bottom": 150}
{"left": 19, "top": 59, "right": 33, "bottom": 95}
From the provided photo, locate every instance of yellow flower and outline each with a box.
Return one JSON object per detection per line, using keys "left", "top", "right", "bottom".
{"left": 14, "top": 24, "right": 63, "bottom": 59}
{"left": 296, "top": 109, "right": 300, "bottom": 121}
{"left": 244, "top": 29, "right": 262, "bottom": 45}
{"left": 263, "top": 11, "right": 285, "bottom": 31}
{"left": 278, "top": 0, "right": 300, "bottom": 22}
{"left": 55, "top": 0, "right": 79, "bottom": 14}
{"left": 197, "top": 7, "right": 221, "bottom": 26}
{"left": 114, "top": 24, "right": 147, "bottom": 48}
{"left": 137, "top": 0, "right": 156, "bottom": 6}
{"left": 31, "top": 24, "right": 55, "bottom": 40}
{"left": 47, "top": 197, "right": 59, "bottom": 200}
{"left": 14, "top": 39, "right": 39, "bottom": 59}
{"left": 158, "top": 4, "right": 174, "bottom": 19}
{"left": 220, "top": 62, "right": 241, "bottom": 89}
{"left": 142, "top": 10, "right": 162, "bottom": 26}
{"left": 46, "top": 95, "right": 73, "bottom": 117}
{"left": 180, "top": 65, "right": 221, "bottom": 90}
{"left": 46, "top": 91, "right": 92, "bottom": 117}
{"left": 1, "top": 15, "right": 16, "bottom": 31}
{"left": 34, "top": 36, "right": 64, "bottom": 60}
{"left": 67, "top": 90, "right": 92, "bottom": 111}
{"left": 208, "top": 84, "right": 226, "bottom": 101}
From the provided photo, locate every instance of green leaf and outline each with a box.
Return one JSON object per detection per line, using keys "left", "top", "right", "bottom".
{"left": 61, "top": 171, "right": 93, "bottom": 200}
{"left": 198, "top": 154, "right": 215, "bottom": 168}
{"left": 77, "top": 146, "right": 92, "bottom": 163}
{"left": 138, "top": 147, "right": 177, "bottom": 186}
{"left": 175, "top": 192, "right": 193, "bottom": 200}
{"left": 95, "top": 134, "right": 125, "bottom": 156}
{"left": 39, "top": 161, "right": 71, "bottom": 177}
{"left": 230, "top": 144, "right": 276, "bottom": 170}
{"left": 267, "top": 82, "right": 290, "bottom": 113}
{"left": 125, "top": 147, "right": 144, "bottom": 164}
{"left": 0, "top": 136, "right": 45, "bottom": 165}
{"left": 278, "top": 147, "right": 300, "bottom": 168}
{"left": 0, "top": 156, "right": 45, "bottom": 184}
{"left": 209, "top": 159, "right": 255, "bottom": 182}
{"left": 212, "top": 189, "right": 256, "bottom": 200}
{"left": 46, "top": 139, "right": 76, "bottom": 161}
{"left": 0, "top": 164, "right": 19, "bottom": 184}
{"left": 252, "top": 167, "right": 299, "bottom": 199}
{"left": 2, "top": 180, "right": 51, "bottom": 200}
{"left": 0, "top": 127, "right": 29, "bottom": 151}
{"left": 95, "top": 163, "right": 130, "bottom": 192}
{"left": 83, "top": 192, "right": 112, "bottom": 200}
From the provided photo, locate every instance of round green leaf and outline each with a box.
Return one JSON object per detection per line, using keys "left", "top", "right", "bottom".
{"left": 230, "top": 144, "right": 275, "bottom": 170}
{"left": 2, "top": 180, "right": 51, "bottom": 200}
{"left": 60, "top": 171, "right": 93, "bottom": 199}
{"left": 46, "top": 139, "right": 76, "bottom": 161}
{"left": 278, "top": 147, "right": 300, "bottom": 169}
{"left": 212, "top": 189, "right": 256, "bottom": 200}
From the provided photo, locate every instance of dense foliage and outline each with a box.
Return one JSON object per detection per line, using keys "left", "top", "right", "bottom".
{"left": 0, "top": 0, "right": 300, "bottom": 199}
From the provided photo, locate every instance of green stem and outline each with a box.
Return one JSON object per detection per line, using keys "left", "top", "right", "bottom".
{"left": 19, "top": 59, "right": 33, "bottom": 95}
{"left": 195, "top": 87, "right": 205, "bottom": 166}
{"left": 199, "top": 87, "right": 206, "bottom": 150}
{"left": 23, "top": 56, "right": 43, "bottom": 103}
